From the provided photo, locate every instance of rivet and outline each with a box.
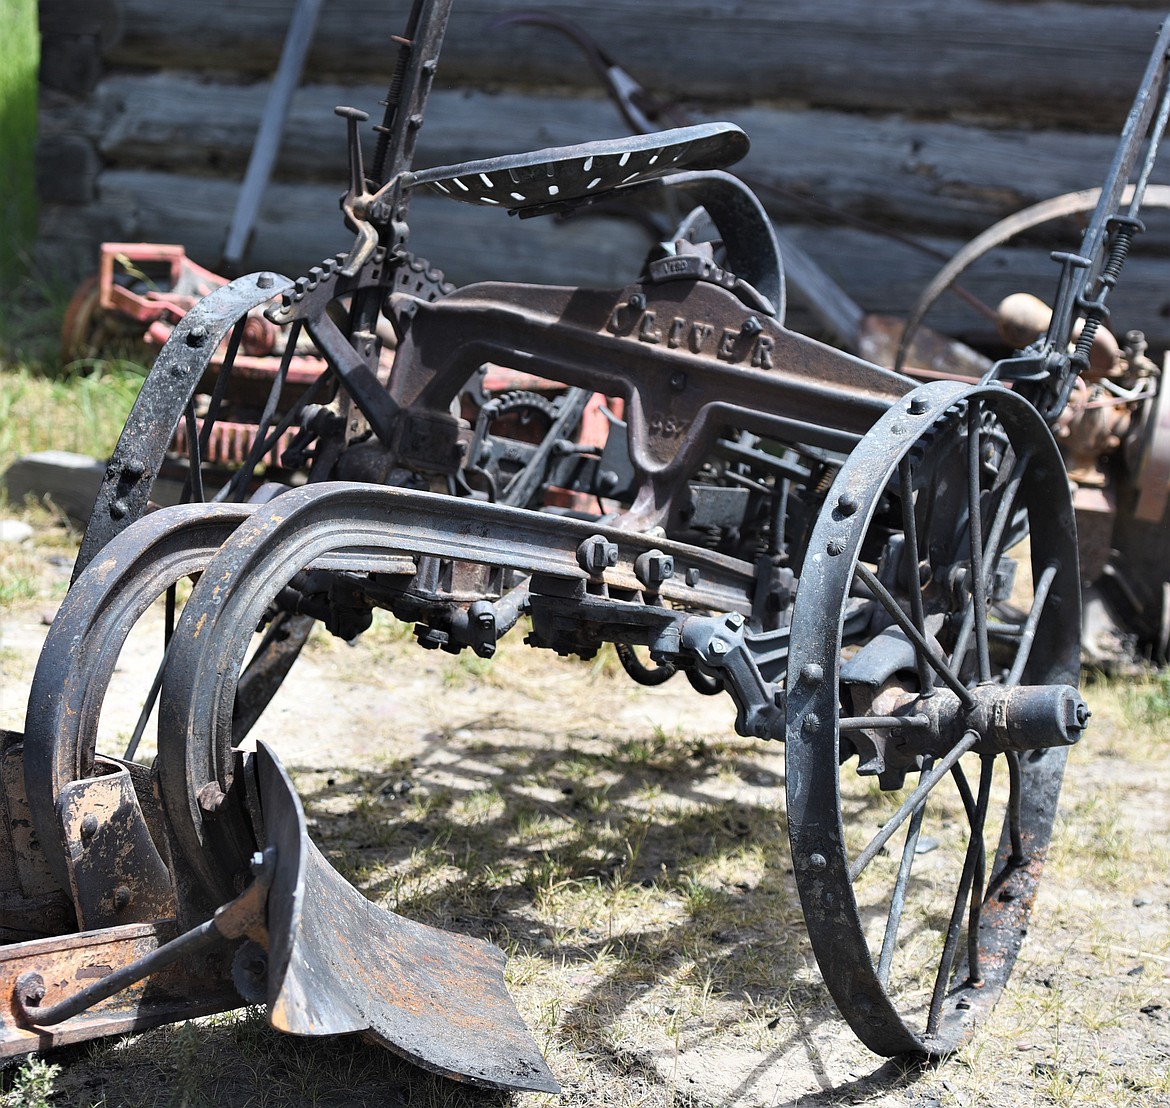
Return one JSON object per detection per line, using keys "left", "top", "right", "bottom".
{"left": 809, "top": 853, "right": 827, "bottom": 871}
{"left": 909, "top": 396, "right": 929, "bottom": 415}
{"left": 110, "top": 499, "right": 128, "bottom": 520}
{"left": 802, "top": 712, "right": 821, "bottom": 734}
{"left": 827, "top": 537, "right": 846, "bottom": 556}
{"left": 186, "top": 325, "right": 208, "bottom": 348}
{"left": 113, "top": 886, "right": 131, "bottom": 911}
{"left": 256, "top": 272, "right": 276, "bottom": 289}
{"left": 800, "top": 662, "right": 824, "bottom": 686}
{"left": 80, "top": 814, "right": 98, "bottom": 841}
{"left": 837, "top": 493, "right": 857, "bottom": 517}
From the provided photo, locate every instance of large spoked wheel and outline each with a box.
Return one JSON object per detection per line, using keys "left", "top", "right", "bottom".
{"left": 785, "top": 380, "right": 1084, "bottom": 1056}
{"left": 72, "top": 272, "right": 338, "bottom": 753}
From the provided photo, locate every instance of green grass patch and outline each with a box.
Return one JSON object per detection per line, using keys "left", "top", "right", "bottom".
{"left": 0, "top": 0, "right": 39, "bottom": 287}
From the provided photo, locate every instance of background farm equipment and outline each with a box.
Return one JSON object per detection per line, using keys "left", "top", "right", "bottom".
{"left": 6, "top": 0, "right": 1169, "bottom": 1090}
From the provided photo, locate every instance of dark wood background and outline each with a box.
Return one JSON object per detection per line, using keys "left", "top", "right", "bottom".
{"left": 35, "top": 0, "right": 1170, "bottom": 352}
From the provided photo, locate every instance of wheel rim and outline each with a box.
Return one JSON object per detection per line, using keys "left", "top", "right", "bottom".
{"left": 785, "top": 380, "right": 1082, "bottom": 1055}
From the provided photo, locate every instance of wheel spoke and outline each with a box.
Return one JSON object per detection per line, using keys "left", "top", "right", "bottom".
{"left": 1006, "top": 750, "right": 1024, "bottom": 864}
{"left": 877, "top": 756, "right": 934, "bottom": 988}
{"left": 182, "top": 400, "right": 206, "bottom": 504}
{"left": 926, "top": 753, "right": 994, "bottom": 1035}
{"left": 950, "top": 445, "right": 1031, "bottom": 677}
{"left": 196, "top": 315, "right": 246, "bottom": 460}
{"left": 848, "top": 731, "right": 978, "bottom": 882}
{"left": 898, "top": 455, "right": 934, "bottom": 696}
{"left": 966, "top": 401, "right": 991, "bottom": 683}
{"left": 1006, "top": 561, "right": 1059, "bottom": 685}
{"left": 854, "top": 563, "right": 975, "bottom": 710}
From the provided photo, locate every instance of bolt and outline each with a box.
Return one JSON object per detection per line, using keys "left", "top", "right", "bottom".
{"left": 634, "top": 549, "right": 674, "bottom": 589}
{"left": 197, "top": 780, "right": 226, "bottom": 813}
{"left": 725, "top": 611, "right": 745, "bottom": 630}
{"left": 800, "top": 662, "right": 824, "bottom": 686}
{"left": 577, "top": 535, "right": 619, "bottom": 576}
{"left": 685, "top": 567, "right": 701, "bottom": 586}
{"left": 17, "top": 973, "right": 45, "bottom": 1008}
{"left": 669, "top": 371, "right": 687, "bottom": 391}
{"left": 837, "top": 493, "right": 858, "bottom": 517}
{"left": 809, "top": 853, "right": 827, "bottom": 871}
{"left": 909, "top": 395, "right": 930, "bottom": 415}
{"left": 741, "top": 316, "right": 763, "bottom": 335}
{"left": 710, "top": 639, "right": 728, "bottom": 657}
{"left": 110, "top": 498, "right": 129, "bottom": 520}
{"left": 256, "top": 272, "right": 276, "bottom": 289}
{"left": 408, "top": 113, "right": 424, "bottom": 129}
{"left": 627, "top": 292, "right": 646, "bottom": 311}
{"left": 186, "top": 325, "right": 208, "bottom": 348}
{"left": 113, "top": 885, "right": 131, "bottom": 912}
{"left": 80, "top": 814, "right": 98, "bottom": 841}
{"left": 597, "top": 469, "right": 620, "bottom": 494}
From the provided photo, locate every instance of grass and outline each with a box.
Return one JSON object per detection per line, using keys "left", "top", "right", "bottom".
{"left": 0, "top": 0, "right": 39, "bottom": 288}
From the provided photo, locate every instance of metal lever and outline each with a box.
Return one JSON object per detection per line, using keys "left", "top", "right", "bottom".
{"left": 335, "top": 106, "right": 380, "bottom": 277}
{"left": 14, "top": 849, "right": 274, "bottom": 1029}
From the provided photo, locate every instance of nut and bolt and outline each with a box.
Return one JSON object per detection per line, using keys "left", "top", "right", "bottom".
{"left": 634, "top": 549, "right": 674, "bottom": 588}
{"left": 577, "top": 535, "right": 619, "bottom": 576}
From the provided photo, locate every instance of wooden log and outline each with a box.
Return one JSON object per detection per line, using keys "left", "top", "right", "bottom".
{"left": 36, "top": 169, "right": 1170, "bottom": 353}
{"left": 105, "top": 0, "right": 1166, "bottom": 129}
{"left": 77, "top": 76, "right": 1170, "bottom": 245}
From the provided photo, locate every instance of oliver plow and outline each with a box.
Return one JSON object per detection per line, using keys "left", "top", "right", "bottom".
{"left": 5, "top": 0, "right": 1169, "bottom": 1089}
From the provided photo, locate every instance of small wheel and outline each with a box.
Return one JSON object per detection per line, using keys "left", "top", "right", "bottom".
{"left": 785, "top": 380, "right": 1083, "bottom": 1055}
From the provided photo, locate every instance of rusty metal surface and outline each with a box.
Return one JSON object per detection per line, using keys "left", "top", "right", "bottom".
{"left": 0, "top": 920, "right": 239, "bottom": 1057}
{"left": 255, "top": 742, "right": 560, "bottom": 1092}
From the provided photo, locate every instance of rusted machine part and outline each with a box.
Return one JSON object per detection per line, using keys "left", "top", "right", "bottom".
{"left": 23, "top": 502, "right": 255, "bottom": 897}
{"left": 74, "top": 273, "right": 292, "bottom": 576}
{"left": 60, "top": 243, "right": 227, "bottom": 364}
{"left": 154, "top": 481, "right": 757, "bottom": 902}
{"left": 384, "top": 277, "right": 910, "bottom": 532}
{"left": 786, "top": 380, "right": 1082, "bottom": 1055}
{"left": 255, "top": 742, "right": 559, "bottom": 1091}
{"left": 996, "top": 292, "right": 1121, "bottom": 377}
{"left": 895, "top": 184, "right": 1170, "bottom": 375}
{"left": 0, "top": 919, "right": 241, "bottom": 1057}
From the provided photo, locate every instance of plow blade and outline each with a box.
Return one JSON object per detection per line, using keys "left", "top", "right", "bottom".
{"left": 255, "top": 741, "right": 560, "bottom": 1093}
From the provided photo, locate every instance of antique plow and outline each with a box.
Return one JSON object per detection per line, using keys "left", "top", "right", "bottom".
{"left": 6, "top": 0, "right": 1168, "bottom": 1086}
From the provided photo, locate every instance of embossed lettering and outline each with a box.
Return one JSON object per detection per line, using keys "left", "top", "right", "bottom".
{"left": 751, "top": 335, "right": 775, "bottom": 369}
{"left": 639, "top": 311, "right": 662, "bottom": 343}
{"left": 689, "top": 322, "right": 713, "bottom": 353}
{"left": 717, "top": 328, "right": 739, "bottom": 360}
{"left": 607, "top": 306, "right": 625, "bottom": 334}
{"left": 667, "top": 316, "right": 687, "bottom": 348}
{"left": 649, "top": 413, "right": 690, "bottom": 438}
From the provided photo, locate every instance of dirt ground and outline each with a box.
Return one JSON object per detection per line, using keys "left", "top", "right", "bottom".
{"left": 1, "top": 526, "right": 1169, "bottom": 1108}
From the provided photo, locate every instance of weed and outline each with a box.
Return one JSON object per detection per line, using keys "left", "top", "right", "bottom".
{"left": 2, "top": 1056, "right": 59, "bottom": 1108}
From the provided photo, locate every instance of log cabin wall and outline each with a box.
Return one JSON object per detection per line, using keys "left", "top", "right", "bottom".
{"left": 35, "top": 0, "right": 1170, "bottom": 354}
